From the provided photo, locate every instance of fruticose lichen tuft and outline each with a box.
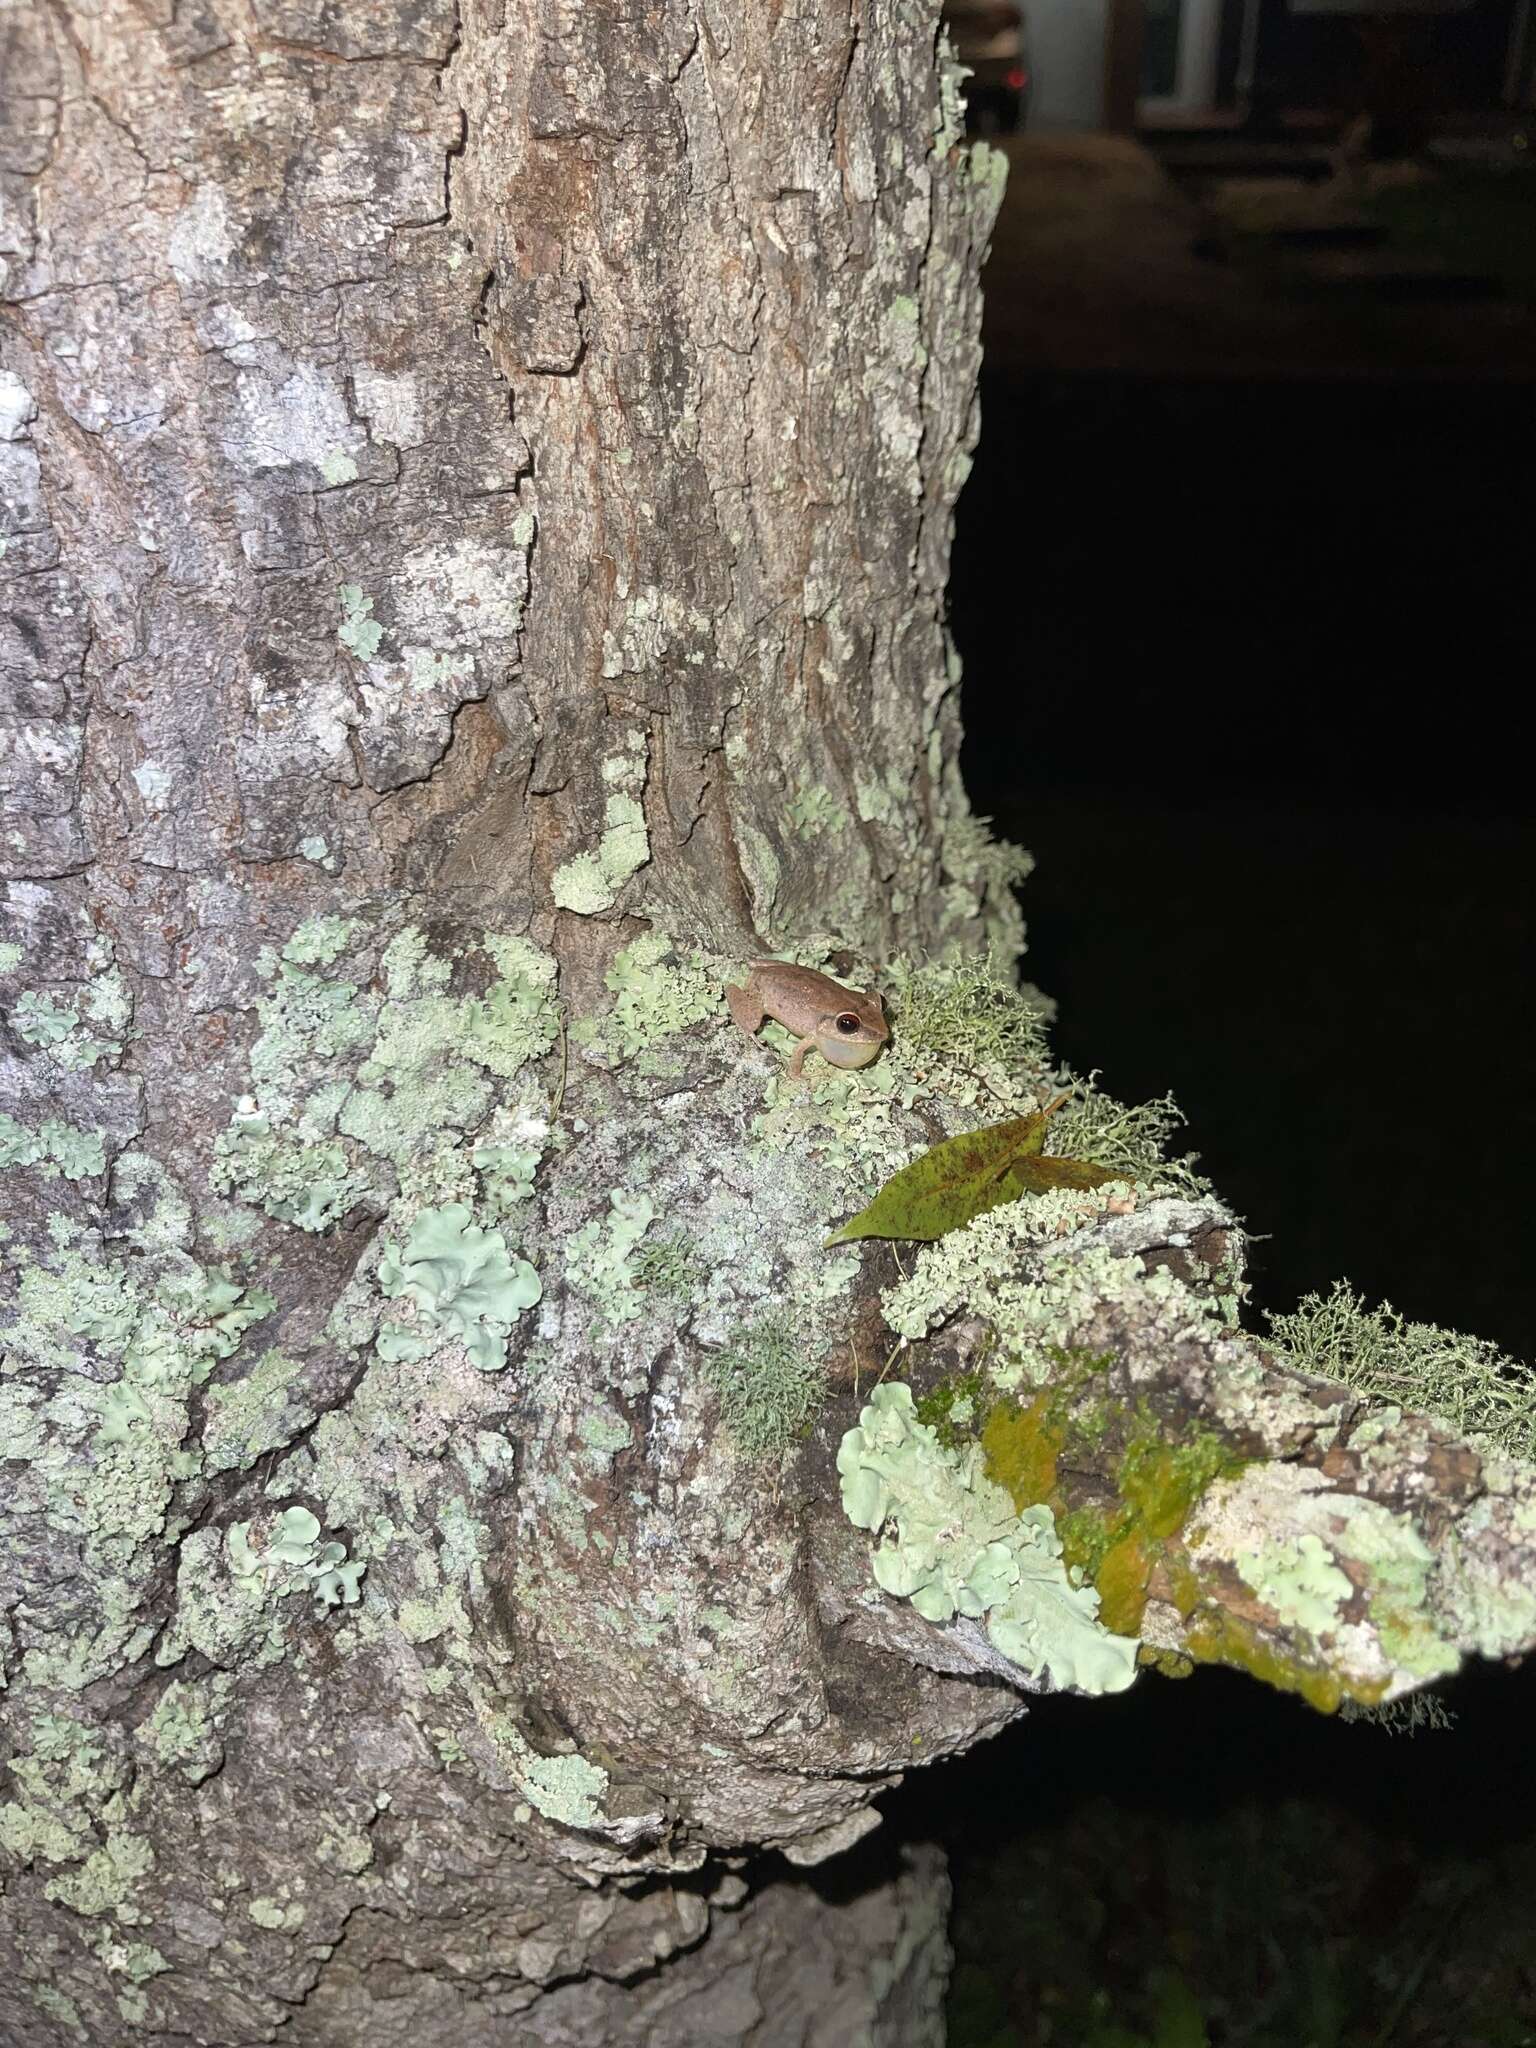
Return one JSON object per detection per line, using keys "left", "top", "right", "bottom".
{"left": 1268, "top": 1281, "right": 1536, "bottom": 1460}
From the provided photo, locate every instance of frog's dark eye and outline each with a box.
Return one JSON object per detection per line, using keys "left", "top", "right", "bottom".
{"left": 835, "top": 1012, "right": 861, "bottom": 1035}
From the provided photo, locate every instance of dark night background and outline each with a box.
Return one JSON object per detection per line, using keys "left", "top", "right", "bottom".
{"left": 867, "top": 65, "right": 1536, "bottom": 2047}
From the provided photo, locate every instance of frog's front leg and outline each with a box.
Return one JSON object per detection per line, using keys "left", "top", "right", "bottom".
{"left": 786, "top": 1034, "right": 818, "bottom": 1080}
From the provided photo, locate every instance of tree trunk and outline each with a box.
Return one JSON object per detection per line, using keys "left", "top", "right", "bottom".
{"left": 4, "top": 4, "right": 1536, "bottom": 2046}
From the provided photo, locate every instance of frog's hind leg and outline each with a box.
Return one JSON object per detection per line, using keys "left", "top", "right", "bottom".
{"left": 725, "top": 982, "right": 765, "bottom": 1040}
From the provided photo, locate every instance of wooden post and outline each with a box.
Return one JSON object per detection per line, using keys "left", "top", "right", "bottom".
{"left": 1105, "top": 0, "right": 1148, "bottom": 132}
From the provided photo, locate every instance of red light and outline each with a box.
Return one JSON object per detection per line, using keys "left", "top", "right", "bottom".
{"left": 1006, "top": 65, "right": 1028, "bottom": 90}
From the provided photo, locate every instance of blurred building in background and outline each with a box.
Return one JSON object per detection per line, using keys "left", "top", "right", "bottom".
{"left": 985, "top": 0, "right": 1535, "bottom": 131}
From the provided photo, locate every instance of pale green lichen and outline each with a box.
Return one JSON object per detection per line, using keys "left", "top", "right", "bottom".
{"left": 110, "top": 1153, "right": 194, "bottom": 1254}
{"left": 8, "top": 985, "right": 126, "bottom": 1072}
{"left": 936, "top": 25, "right": 970, "bottom": 151}
{"left": 484, "top": 1718, "right": 610, "bottom": 1829}
{"left": 202, "top": 1349, "right": 310, "bottom": 1473}
{"left": 9, "top": 946, "right": 133, "bottom": 1071}
{"left": 1339, "top": 1691, "right": 1456, "bottom": 1736}
{"left": 1437, "top": 1490, "right": 1536, "bottom": 1659}
{"left": 564, "top": 1190, "right": 654, "bottom": 1333}
{"left": 934, "top": 803, "right": 1033, "bottom": 961}
{"left": 0, "top": 1712, "right": 124, "bottom": 1883}
{"left": 377, "top": 1202, "right": 540, "bottom": 1371}
{"left": 1049, "top": 1081, "right": 1210, "bottom": 1199}
{"left": 0, "top": 1114, "right": 106, "bottom": 1181}
{"left": 0, "top": 941, "right": 23, "bottom": 972}
{"left": 338, "top": 583, "right": 384, "bottom": 660}
{"left": 576, "top": 1406, "right": 632, "bottom": 1465}
{"left": 550, "top": 794, "right": 650, "bottom": 913}
{"left": 211, "top": 927, "right": 559, "bottom": 1229}
{"left": 227, "top": 1504, "right": 366, "bottom": 1612}
{"left": 462, "top": 935, "right": 562, "bottom": 1079}
{"left": 882, "top": 1224, "right": 1213, "bottom": 1391}
{"left": 631, "top": 1230, "right": 706, "bottom": 1302}
{"left": 1328, "top": 1493, "right": 1458, "bottom": 1681}
{"left": 1268, "top": 1281, "right": 1536, "bottom": 1460}
{"left": 212, "top": 1106, "right": 370, "bottom": 1233}
{"left": 1234, "top": 1533, "right": 1353, "bottom": 1639}
{"left": 281, "top": 915, "right": 355, "bottom": 968}
{"left": 784, "top": 784, "right": 851, "bottom": 840}
{"left": 888, "top": 951, "right": 1051, "bottom": 1081}
{"left": 94, "top": 1937, "right": 170, "bottom": 1985}
{"left": 837, "top": 1383, "right": 1139, "bottom": 1694}
{"left": 7, "top": 992, "right": 75, "bottom": 1047}
{"left": 573, "top": 931, "right": 718, "bottom": 1064}
{"left": 248, "top": 1894, "right": 305, "bottom": 1931}
{"left": 407, "top": 648, "right": 473, "bottom": 693}
{"left": 44, "top": 1828, "right": 155, "bottom": 1916}
{"left": 471, "top": 1142, "right": 541, "bottom": 1216}
{"left": 5, "top": 1251, "right": 275, "bottom": 1625}
{"left": 136, "top": 1675, "right": 234, "bottom": 1783}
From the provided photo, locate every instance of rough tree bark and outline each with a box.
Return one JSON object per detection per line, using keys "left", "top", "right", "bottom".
{"left": 3, "top": 4, "right": 1535, "bottom": 2046}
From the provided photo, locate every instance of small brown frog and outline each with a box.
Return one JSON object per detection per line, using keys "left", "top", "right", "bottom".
{"left": 725, "top": 960, "right": 889, "bottom": 1079}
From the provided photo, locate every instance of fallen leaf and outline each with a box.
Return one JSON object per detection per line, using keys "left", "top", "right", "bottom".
{"left": 825, "top": 1094, "right": 1123, "bottom": 1246}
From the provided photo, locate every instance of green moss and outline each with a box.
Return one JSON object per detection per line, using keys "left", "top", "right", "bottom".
{"left": 1094, "top": 1532, "right": 1157, "bottom": 1637}
{"left": 981, "top": 1396, "right": 1063, "bottom": 1510}
{"left": 630, "top": 1230, "right": 706, "bottom": 1302}
{"left": 976, "top": 1376, "right": 1246, "bottom": 1642}
{"left": 1055, "top": 1503, "right": 1116, "bottom": 1580}
{"left": 913, "top": 1370, "right": 986, "bottom": 1449}
{"left": 1119, "top": 1427, "right": 1241, "bottom": 1542}
{"left": 706, "top": 1310, "right": 829, "bottom": 1458}
{"left": 1183, "top": 1607, "right": 1371, "bottom": 1716}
